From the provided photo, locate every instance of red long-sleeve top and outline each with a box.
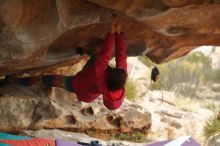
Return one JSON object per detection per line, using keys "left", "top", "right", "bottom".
{"left": 72, "top": 33, "right": 127, "bottom": 110}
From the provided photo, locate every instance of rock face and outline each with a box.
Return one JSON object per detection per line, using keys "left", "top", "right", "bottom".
{"left": 0, "top": 0, "right": 220, "bottom": 75}
{"left": 0, "top": 83, "right": 151, "bottom": 137}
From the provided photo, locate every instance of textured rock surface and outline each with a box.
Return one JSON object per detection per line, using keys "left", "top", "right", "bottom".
{"left": 0, "top": 83, "right": 151, "bottom": 136}
{"left": 0, "top": 0, "right": 220, "bottom": 75}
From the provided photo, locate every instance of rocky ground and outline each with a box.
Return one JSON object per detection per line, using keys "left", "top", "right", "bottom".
{"left": 134, "top": 88, "right": 213, "bottom": 145}
{"left": 12, "top": 88, "right": 213, "bottom": 146}
{"left": 0, "top": 83, "right": 151, "bottom": 136}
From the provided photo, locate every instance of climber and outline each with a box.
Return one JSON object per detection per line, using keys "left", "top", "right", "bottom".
{"left": 6, "top": 17, "right": 127, "bottom": 110}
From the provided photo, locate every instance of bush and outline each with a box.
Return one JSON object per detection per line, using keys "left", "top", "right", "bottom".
{"left": 206, "top": 102, "right": 219, "bottom": 113}
{"left": 207, "top": 68, "right": 220, "bottom": 83}
{"left": 150, "top": 81, "right": 161, "bottom": 90}
{"left": 114, "top": 132, "right": 147, "bottom": 143}
{"left": 203, "top": 115, "right": 220, "bottom": 138}
{"left": 203, "top": 103, "right": 220, "bottom": 138}
{"left": 140, "top": 52, "right": 214, "bottom": 99}
{"left": 125, "top": 79, "right": 138, "bottom": 101}
{"left": 160, "top": 52, "right": 212, "bottom": 90}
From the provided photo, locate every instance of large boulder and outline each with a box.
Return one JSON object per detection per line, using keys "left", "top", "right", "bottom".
{"left": 0, "top": 83, "right": 151, "bottom": 138}
{"left": 0, "top": 0, "right": 220, "bottom": 75}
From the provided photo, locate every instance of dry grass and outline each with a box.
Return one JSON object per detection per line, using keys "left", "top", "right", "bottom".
{"left": 175, "top": 96, "right": 201, "bottom": 111}
{"left": 125, "top": 79, "right": 138, "bottom": 101}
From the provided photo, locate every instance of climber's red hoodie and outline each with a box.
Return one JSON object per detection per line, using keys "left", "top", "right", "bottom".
{"left": 72, "top": 33, "right": 127, "bottom": 110}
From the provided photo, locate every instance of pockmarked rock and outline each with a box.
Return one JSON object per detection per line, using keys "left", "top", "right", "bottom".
{"left": 0, "top": 83, "right": 151, "bottom": 138}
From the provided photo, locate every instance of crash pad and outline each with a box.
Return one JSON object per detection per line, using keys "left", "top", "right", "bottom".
{"left": 56, "top": 139, "right": 81, "bottom": 146}
{"left": 0, "top": 132, "right": 31, "bottom": 140}
{"left": 0, "top": 138, "right": 55, "bottom": 146}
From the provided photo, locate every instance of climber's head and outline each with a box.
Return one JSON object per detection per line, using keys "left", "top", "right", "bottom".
{"left": 106, "top": 65, "right": 126, "bottom": 91}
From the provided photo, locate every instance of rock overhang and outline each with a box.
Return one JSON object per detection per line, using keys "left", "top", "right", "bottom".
{"left": 0, "top": 0, "right": 220, "bottom": 75}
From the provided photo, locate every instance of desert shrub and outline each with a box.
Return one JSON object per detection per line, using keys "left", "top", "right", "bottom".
{"left": 203, "top": 115, "right": 220, "bottom": 138}
{"left": 125, "top": 79, "right": 138, "bottom": 101}
{"left": 139, "top": 52, "right": 214, "bottom": 98}
{"left": 114, "top": 132, "right": 147, "bottom": 143}
{"left": 161, "top": 52, "right": 211, "bottom": 89}
{"left": 206, "top": 102, "right": 219, "bottom": 113}
{"left": 129, "top": 52, "right": 216, "bottom": 101}
{"left": 207, "top": 68, "right": 220, "bottom": 83}
{"left": 203, "top": 103, "right": 220, "bottom": 139}
{"left": 150, "top": 80, "right": 161, "bottom": 90}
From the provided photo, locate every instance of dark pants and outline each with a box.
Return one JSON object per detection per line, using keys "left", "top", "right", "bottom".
{"left": 17, "top": 55, "right": 97, "bottom": 92}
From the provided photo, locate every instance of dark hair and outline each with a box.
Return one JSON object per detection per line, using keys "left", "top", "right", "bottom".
{"left": 151, "top": 66, "right": 160, "bottom": 82}
{"left": 106, "top": 65, "right": 126, "bottom": 91}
